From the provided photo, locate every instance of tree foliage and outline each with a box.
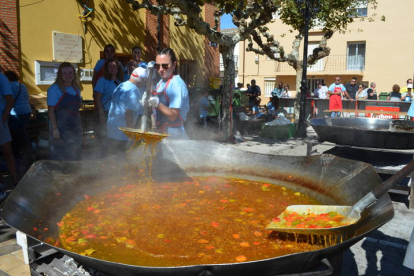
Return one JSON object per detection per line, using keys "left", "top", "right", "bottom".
{"left": 247, "top": 0, "right": 380, "bottom": 70}
{"left": 123, "top": 0, "right": 280, "bottom": 140}
{"left": 123, "top": 0, "right": 380, "bottom": 138}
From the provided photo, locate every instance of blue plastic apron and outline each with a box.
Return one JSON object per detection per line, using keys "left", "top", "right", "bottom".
{"left": 153, "top": 76, "right": 185, "bottom": 136}
{"left": 49, "top": 87, "right": 82, "bottom": 161}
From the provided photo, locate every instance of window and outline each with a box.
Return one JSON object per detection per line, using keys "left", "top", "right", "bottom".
{"left": 307, "top": 78, "right": 324, "bottom": 94}
{"left": 264, "top": 78, "right": 276, "bottom": 97}
{"left": 219, "top": 55, "right": 238, "bottom": 71}
{"left": 307, "top": 44, "right": 325, "bottom": 71}
{"left": 233, "top": 55, "right": 239, "bottom": 69}
{"left": 312, "top": 19, "right": 325, "bottom": 30}
{"left": 347, "top": 42, "right": 365, "bottom": 71}
{"left": 355, "top": 5, "right": 367, "bottom": 17}
{"left": 35, "top": 61, "right": 78, "bottom": 85}
{"left": 349, "top": 1, "right": 368, "bottom": 17}
{"left": 180, "top": 60, "right": 197, "bottom": 87}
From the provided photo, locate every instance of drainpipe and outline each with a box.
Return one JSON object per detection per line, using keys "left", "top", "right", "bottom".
{"left": 157, "top": 14, "right": 161, "bottom": 51}
{"left": 242, "top": 40, "right": 245, "bottom": 85}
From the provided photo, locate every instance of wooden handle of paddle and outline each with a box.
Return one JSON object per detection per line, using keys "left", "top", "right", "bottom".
{"left": 372, "top": 159, "right": 414, "bottom": 199}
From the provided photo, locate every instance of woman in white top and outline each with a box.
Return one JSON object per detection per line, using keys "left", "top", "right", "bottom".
{"left": 356, "top": 84, "right": 367, "bottom": 100}
{"left": 315, "top": 81, "right": 328, "bottom": 99}
{"left": 281, "top": 84, "right": 291, "bottom": 97}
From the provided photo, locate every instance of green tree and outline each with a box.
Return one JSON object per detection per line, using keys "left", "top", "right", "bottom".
{"left": 246, "top": 0, "right": 381, "bottom": 122}
{"left": 124, "top": 0, "right": 280, "bottom": 141}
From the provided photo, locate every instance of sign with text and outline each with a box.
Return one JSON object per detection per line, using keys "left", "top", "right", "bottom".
{"left": 52, "top": 32, "right": 83, "bottom": 63}
{"left": 365, "top": 106, "right": 400, "bottom": 119}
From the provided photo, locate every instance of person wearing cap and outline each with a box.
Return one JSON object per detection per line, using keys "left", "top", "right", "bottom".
{"left": 401, "top": 79, "right": 414, "bottom": 93}
{"left": 106, "top": 67, "right": 147, "bottom": 155}
{"left": 402, "top": 83, "right": 414, "bottom": 102}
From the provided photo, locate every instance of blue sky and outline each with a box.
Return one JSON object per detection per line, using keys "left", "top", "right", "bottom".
{"left": 220, "top": 14, "right": 237, "bottom": 29}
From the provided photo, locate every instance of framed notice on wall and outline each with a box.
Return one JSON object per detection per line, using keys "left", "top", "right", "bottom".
{"left": 52, "top": 32, "right": 83, "bottom": 63}
{"left": 35, "top": 61, "right": 78, "bottom": 85}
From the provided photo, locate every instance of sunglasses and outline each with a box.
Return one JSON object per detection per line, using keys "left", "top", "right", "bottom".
{"left": 155, "top": 63, "right": 170, "bottom": 70}
{"left": 105, "top": 49, "right": 115, "bottom": 53}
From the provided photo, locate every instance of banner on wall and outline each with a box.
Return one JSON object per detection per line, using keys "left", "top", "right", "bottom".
{"left": 365, "top": 106, "right": 400, "bottom": 119}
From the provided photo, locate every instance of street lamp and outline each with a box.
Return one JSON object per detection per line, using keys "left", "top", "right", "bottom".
{"left": 296, "top": 0, "right": 317, "bottom": 138}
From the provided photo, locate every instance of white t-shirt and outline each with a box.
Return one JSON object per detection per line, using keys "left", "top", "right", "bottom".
{"left": 316, "top": 86, "right": 328, "bottom": 99}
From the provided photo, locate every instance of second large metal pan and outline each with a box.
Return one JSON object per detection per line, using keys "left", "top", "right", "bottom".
{"left": 310, "top": 117, "right": 414, "bottom": 149}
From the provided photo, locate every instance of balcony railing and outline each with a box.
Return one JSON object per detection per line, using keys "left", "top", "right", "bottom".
{"left": 275, "top": 55, "right": 365, "bottom": 73}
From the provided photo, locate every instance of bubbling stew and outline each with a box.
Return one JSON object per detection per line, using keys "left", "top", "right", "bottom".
{"left": 58, "top": 176, "right": 331, "bottom": 266}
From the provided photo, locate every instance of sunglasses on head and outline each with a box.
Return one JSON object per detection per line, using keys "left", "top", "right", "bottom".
{"left": 155, "top": 63, "right": 170, "bottom": 70}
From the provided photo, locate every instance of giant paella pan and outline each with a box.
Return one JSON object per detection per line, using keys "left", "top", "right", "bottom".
{"left": 1, "top": 140, "right": 393, "bottom": 276}
{"left": 310, "top": 117, "right": 414, "bottom": 149}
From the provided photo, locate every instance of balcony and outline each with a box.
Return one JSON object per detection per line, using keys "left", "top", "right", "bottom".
{"left": 275, "top": 55, "right": 365, "bottom": 76}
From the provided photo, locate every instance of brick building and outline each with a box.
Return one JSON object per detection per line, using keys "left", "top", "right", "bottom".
{"left": 1, "top": 0, "right": 219, "bottom": 99}
{"left": 0, "top": 0, "right": 19, "bottom": 72}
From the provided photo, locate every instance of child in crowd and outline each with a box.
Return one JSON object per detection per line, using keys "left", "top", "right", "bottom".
{"left": 252, "top": 97, "right": 261, "bottom": 115}
{"left": 266, "top": 97, "right": 279, "bottom": 117}
{"left": 198, "top": 90, "right": 211, "bottom": 128}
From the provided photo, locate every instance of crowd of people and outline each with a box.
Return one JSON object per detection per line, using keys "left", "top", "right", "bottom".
{"left": 0, "top": 47, "right": 190, "bottom": 198}
{"left": 220, "top": 77, "right": 414, "bottom": 120}
{"left": 311, "top": 77, "right": 414, "bottom": 117}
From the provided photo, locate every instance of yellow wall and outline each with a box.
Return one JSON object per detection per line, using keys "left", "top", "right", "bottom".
{"left": 20, "top": 0, "right": 146, "bottom": 99}
{"left": 169, "top": 15, "right": 205, "bottom": 88}
{"left": 238, "top": 0, "right": 414, "bottom": 97}
{"left": 19, "top": 0, "right": 206, "bottom": 100}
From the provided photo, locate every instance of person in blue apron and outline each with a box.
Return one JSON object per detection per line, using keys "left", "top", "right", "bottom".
{"left": 4, "top": 70, "right": 32, "bottom": 159}
{"left": 47, "top": 62, "right": 82, "bottom": 161}
{"left": 147, "top": 48, "right": 189, "bottom": 139}
{"left": 0, "top": 71, "right": 18, "bottom": 196}
{"left": 94, "top": 59, "right": 124, "bottom": 157}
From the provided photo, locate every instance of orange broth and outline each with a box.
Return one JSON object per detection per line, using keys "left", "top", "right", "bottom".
{"left": 58, "top": 176, "right": 329, "bottom": 266}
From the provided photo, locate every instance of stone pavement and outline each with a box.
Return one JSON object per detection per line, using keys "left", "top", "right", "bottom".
{"left": 342, "top": 201, "right": 414, "bottom": 276}
{"left": 0, "top": 127, "right": 413, "bottom": 275}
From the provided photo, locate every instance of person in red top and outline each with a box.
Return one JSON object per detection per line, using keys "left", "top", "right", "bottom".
{"left": 328, "top": 77, "right": 349, "bottom": 117}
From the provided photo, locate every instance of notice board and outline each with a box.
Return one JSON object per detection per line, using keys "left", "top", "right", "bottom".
{"left": 52, "top": 32, "right": 83, "bottom": 63}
